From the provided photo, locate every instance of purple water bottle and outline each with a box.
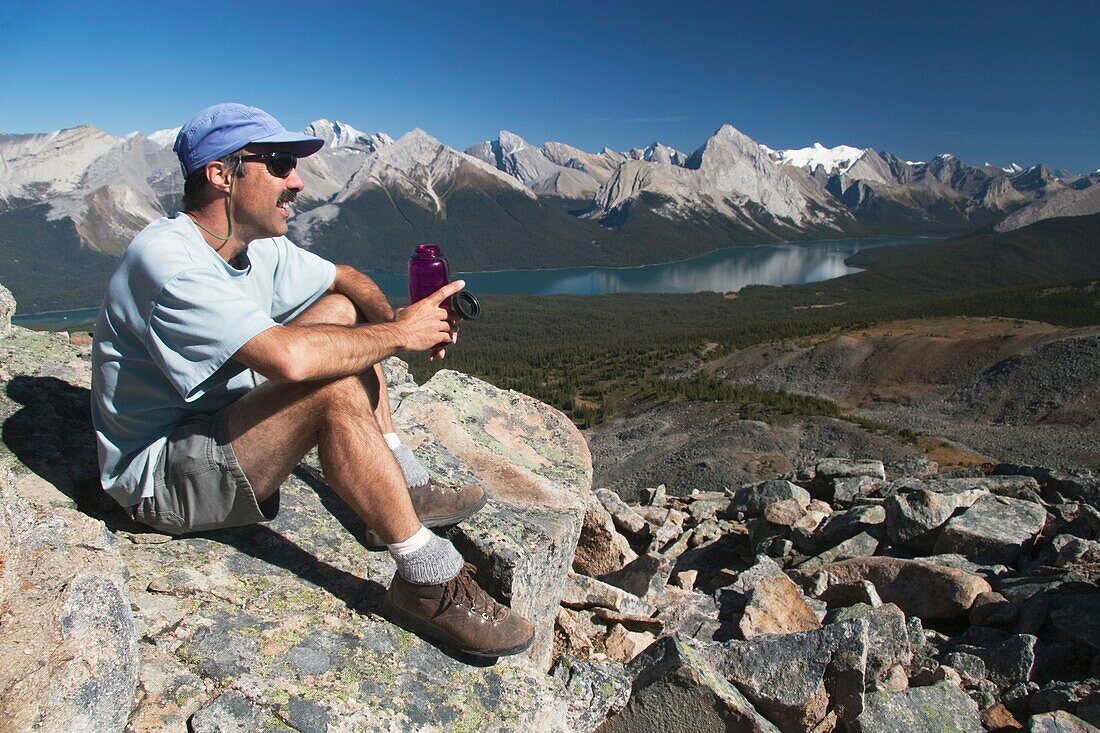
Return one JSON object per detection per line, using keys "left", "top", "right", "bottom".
{"left": 407, "top": 244, "right": 481, "bottom": 320}
{"left": 408, "top": 244, "right": 450, "bottom": 306}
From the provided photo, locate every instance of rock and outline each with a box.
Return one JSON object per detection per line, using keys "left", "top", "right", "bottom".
{"left": 380, "top": 356, "right": 420, "bottom": 412}
{"left": 686, "top": 495, "right": 730, "bottom": 523}
{"left": 819, "top": 581, "right": 883, "bottom": 611}
{"left": 792, "top": 557, "right": 991, "bottom": 619}
{"left": 189, "top": 690, "right": 271, "bottom": 733}
{"left": 673, "top": 570, "right": 698, "bottom": 591}
{"left": 1054, "top": 535, "right": 1100, "bottom": 565}
{"left": 557, "top": 607, "right": 603, "bottom": 659}
{"left": 604, "top": 624, "right": 657, "bottom": 664}
{"left": 690, "top": 520, "right": 723, "bottom": 547}
{"left": 850, "top": 681, "right": 981, "bottom": 733}
{"left": 973, "top": 634, "right": 1041, "bottom": 688}
{"left": 598, "top": 636, "right": 781, "bottom": 733}
{"left": 396, "top": 369, "right": 592, "bottom": 669}
{"left": 718, "top": 559, "right": 829, "bottom": 634}
{"left": 934, "top": 494, "right": 1048, "bottom": 565}
{"left": 832, "top": 476, "right": 878, "bottom": 506}
{"left": 943, "top": 651, "right": 988, "bottom": 686}
{"left": 729, "top": 480, "right": 811, "bottom": 517}
{"left": 550, "top": 656, "right": 632, "bottom": 733}
{"left": 599, "top": 552, "right": 674, "bottom": 603}
{"left": 0, "top": 466, "right": 138, "bottom": 733}
{"left": 639, "top": 484, "right": 668, "bottom": 506}
{"left": 0, "top": 283, "right": 13, "bottom": 337}
{"left": 703, "top": 605, "right": 912, "bottom": 730}
{"left": 884, "top": 488, "right": 986, "bottom": 552}
{"left": 562, "top": 572, "right": 656, "bottom": 617}
{"left": 981, "top": 703, "right": 1024, "bottom": 731}
{"left": 1029, "top": 711, "right": 1100, "bottom": 732}
{"left": 648, "top": 508, "right": 685, "bottom": 551}
{"left": 798, "top": 531, "right": 880, "bottom": 569}
{"left": 994, "top": 464, "right": 1100, "bottom": 505}
{"left": 594, "top": 488, "right": 649, "bottom": 539}
{"left": 970, "top": 591, "right": 1018, "bottom": 627}
{"left": 765, "top": 498, "right": 809, "bottom": 526}
{"left": 815, "top": 458, "right": 886, "bottom": 482}
{"left": 573, "top": 494, "right": 637, "bottom": 576}
{"left": 593, "top": 608, "right": 664, "bottom": 633}
{"left": 887, "top": 454, "right": 939, "bottom": 480}
{"left": 920, "top": 552, "right": 1009, "bottom": 580}
{"left": 739, "top": 575, "right": 822, "bottom": 639}
{"left": 1049, "top": 594, "right": 1100, "bottom": 651}
{"left": 805, "top": 505, "right": 885, "bottom": 550}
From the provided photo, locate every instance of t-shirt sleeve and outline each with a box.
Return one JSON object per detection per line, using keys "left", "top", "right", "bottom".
{"left": 269, "top": 239, "right": 337, "bottom": 322}
{"left": 146, "top": 268, "right": 278, "bottom": 401}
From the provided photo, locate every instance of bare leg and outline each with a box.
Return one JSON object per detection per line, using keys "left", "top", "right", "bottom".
{"left": 227, "top": 293, "right": 417, "bottom": 543}
{"left": 228, "top": 370, "right": 419, "bottom": 544}
{"left": 286, "top": 294, "right": 397, "bottom": 434}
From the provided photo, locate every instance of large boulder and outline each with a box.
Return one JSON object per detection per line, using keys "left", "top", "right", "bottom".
{"left": 884, "top": 487, "right": 986, "bottom": 552}
{"left": 597, "top": 636, "right": 781, "bottom": 733}
{"left": 934, "top": 494, "right": 1048, "bottom": 565}
{"left": 703, "top": 604, "right": 915, "bottom": 733}
{"left": 394, "top": 369, "right": 593, "bottom": 669}
{"left": 792, "top": 557, "right": 991, "bottom": 619}
{"left": 729, "top": 480, "right": 811, "bottom": 517}
{"left": 850, "top": 681, "right": 981, "bottom": 733}
{"left": 0, "top": 465, "right": 138, "bottom": 733}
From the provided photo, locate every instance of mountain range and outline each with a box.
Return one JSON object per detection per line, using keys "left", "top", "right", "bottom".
{"left": 1, "top": 118, "right": 1097, "bottom": 311}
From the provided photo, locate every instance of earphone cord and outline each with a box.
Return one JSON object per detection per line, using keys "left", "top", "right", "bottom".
{"left": 189, "top": 173, "right": 235, "bottom": 243}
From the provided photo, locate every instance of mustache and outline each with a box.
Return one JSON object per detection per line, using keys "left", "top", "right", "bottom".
{"left": 277, "top": 191, "right": 298, "bottom": 206}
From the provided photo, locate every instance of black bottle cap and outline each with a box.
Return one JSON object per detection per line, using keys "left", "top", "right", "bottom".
{"left": 451, "top": 290, "right": 481, "bottom": 321}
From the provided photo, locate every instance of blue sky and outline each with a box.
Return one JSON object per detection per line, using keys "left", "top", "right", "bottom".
{"left": 1, "top": 0, "right": 1097, "bottom": 172}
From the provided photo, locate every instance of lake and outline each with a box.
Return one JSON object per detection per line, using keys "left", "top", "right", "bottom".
{"left": 12, "top": 235, "right": 927, "bottom": 331}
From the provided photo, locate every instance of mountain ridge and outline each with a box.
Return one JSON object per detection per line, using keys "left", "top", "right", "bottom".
{"left": 2, "top": 119, "right": 1098, "bottom": 311}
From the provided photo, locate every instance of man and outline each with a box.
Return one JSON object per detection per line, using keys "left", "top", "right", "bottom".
{"left": 91, "top": 103, "right": 533, "bottom": 658}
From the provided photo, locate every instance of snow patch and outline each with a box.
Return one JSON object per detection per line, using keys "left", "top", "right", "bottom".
{"left": 776, "top": 142, "right": 865, "bottom": 174}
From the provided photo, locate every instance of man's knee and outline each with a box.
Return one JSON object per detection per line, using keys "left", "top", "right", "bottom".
{"left": 292, "top": 293, "right": 361, "bottom": 326}
{"left": 316, "top": 372, "right": 381, "bottom": 416}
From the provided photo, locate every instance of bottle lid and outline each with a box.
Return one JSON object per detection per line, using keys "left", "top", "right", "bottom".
{"left": 414, "top": 244, "right": 440, "bottom": 257}
{"left": 452, "top": 290, "right": 481, "bottom": 321}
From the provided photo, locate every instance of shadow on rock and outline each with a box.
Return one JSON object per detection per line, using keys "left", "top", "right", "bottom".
{"left": 2, "top": 375, "right": 135, "bottom": 529}
{"left": 196, "top": 522, "right": 390, "bottom": 615}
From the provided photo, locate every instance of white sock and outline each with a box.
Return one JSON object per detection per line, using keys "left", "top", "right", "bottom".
{"left": 387, "top": 524, "right": 433, "bottom": 556}
{"left": 387, "top": 525, "right": 463, "bottom": 585}
{"left": 384, "top": 432, "right": 430, "bottom": 488}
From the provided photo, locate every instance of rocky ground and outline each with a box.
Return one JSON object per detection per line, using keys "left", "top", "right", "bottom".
{"left": 560, "top": 456, "right": 1100, "bottom": 732}
{"left": 2, "top": 284, "right": 1099, "bottom": 732}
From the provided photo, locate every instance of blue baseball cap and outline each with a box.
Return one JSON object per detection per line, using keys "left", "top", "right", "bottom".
{"left": 173, "top": 103, "right": 325, "bottom": 176}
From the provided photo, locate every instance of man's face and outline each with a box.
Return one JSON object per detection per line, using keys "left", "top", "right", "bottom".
{"left": 230, "top": 144, "right": 305, "bottom": 242}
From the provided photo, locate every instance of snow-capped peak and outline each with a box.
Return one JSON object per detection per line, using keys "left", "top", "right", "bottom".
{"left": 776, "top": 142, "right": 866, "bottom": 175}
{"left": 1002, "top": 163, "right": 1024, "bottom": 174}
{"left": 303, "top": 119, "right": 388, "bottom": 151}
{"left": 147, "top": 127, "right": 181, "bottom": 147}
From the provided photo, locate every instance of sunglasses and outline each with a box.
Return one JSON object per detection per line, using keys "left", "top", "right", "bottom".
{"left": 237, "top": 152, "right": 298, "bottom": 178}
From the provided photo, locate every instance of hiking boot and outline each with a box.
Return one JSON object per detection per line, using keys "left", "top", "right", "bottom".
{"left": 365, "top": 479, "right": 486, "bottom": 546}
{"left": 383, "top": 563, "right": 535, "bottom": 657}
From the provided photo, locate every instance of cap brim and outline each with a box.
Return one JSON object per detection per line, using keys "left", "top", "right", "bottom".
{"left": 250, "top": 131, "right": 325, "bottom": 158}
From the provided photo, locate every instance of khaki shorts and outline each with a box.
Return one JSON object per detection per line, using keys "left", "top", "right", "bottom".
{"left": 130, "top": 407, "right": 279, "bottom": 535}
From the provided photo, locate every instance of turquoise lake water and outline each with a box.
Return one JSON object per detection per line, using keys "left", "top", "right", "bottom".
{"left": 12, "top": 235, "right": 927, "bottom": 332}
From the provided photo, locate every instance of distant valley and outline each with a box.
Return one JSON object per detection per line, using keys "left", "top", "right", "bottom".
{"left": 1, "top": 119, "right": 1098, "bottom": 312}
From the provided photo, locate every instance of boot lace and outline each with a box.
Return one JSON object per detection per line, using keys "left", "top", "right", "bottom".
{"left": 439, "top": 564, "right": 507, "bottom": 625}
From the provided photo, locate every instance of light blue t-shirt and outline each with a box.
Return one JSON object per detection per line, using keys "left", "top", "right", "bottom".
{"left": 91, "top": 214, "right": 336, "bottom": 507}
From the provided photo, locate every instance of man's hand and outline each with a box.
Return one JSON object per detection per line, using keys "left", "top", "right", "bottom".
{"left": 394, "top": 280, "right": 465, "bottom": 356}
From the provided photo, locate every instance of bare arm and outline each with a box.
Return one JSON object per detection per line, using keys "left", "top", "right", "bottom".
{"left": 235, "top": 280, "right": 465, "bottom": 382}
{"left": 330, "top": 264, "right": 394, "bottom": 323}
